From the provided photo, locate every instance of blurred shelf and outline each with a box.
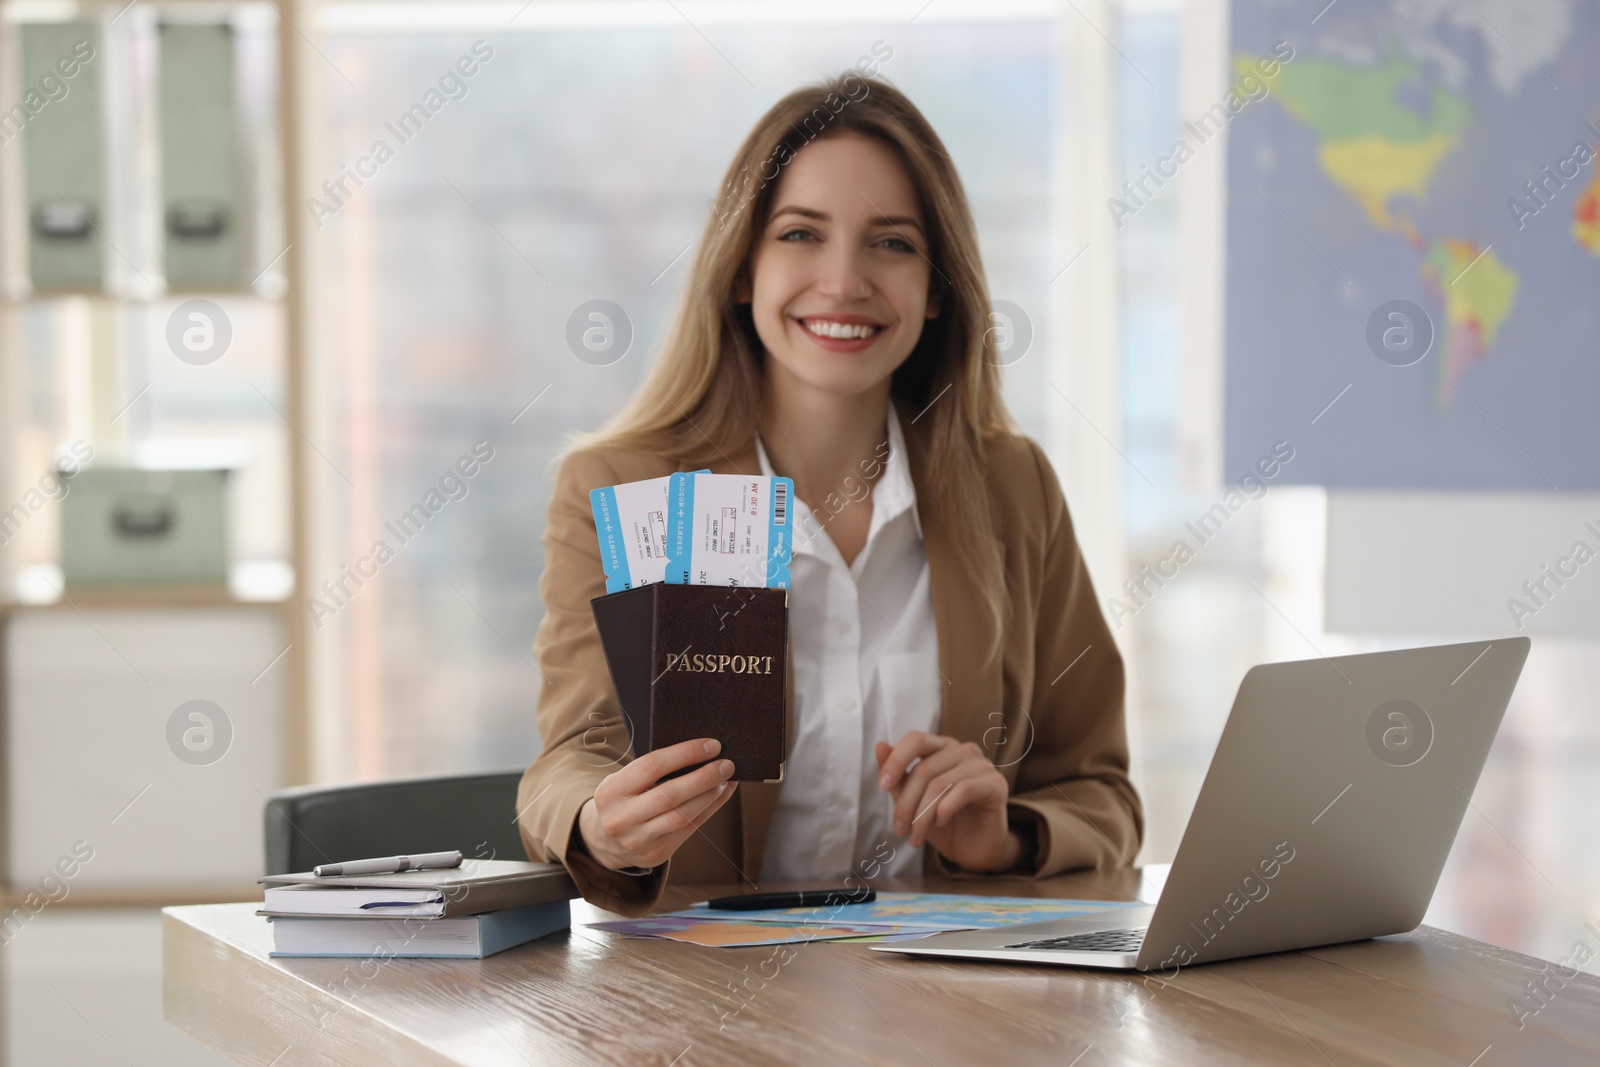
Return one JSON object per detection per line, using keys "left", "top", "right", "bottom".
{"left": 10, "top": 586, "right": 242, "bottom": 610}
{"left": 0, "top": 886, "right": 259, "bottom": 910}
{"left": 5, "top": 560, "right": 294, "bottom": 608}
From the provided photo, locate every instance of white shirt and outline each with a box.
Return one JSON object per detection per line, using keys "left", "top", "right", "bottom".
{"left": 755, "top": 404, "right": 942, "bottom": 882}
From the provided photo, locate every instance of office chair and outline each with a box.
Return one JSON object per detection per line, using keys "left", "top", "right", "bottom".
{"left": 262, "top": 769, "right": 530, "bottom": 875}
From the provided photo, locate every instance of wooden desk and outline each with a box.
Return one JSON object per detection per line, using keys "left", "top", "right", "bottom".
{"left": 164, "top": 870, "right": 1600, "bottom": 1066}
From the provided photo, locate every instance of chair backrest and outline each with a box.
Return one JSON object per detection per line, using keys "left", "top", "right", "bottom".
{"left": 263, "top": 769, "right": 529, "bottom": 875}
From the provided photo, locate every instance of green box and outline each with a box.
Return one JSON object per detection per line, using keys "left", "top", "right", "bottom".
{"left": 61, "top": 468, "right": 229, "bottom": 586}
{"left": 20, "top": 22, "right": 105, "bottom": 292}
{"left": 161, "top": 23, "right": 245, "bottom": 289}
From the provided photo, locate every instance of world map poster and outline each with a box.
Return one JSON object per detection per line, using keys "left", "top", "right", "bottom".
{"left": 1223, "top": 0, "right": 1600, "bottom": 489}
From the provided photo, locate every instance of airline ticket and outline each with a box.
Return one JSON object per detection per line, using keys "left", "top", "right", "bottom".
{"left": 595, "top": 473, "right": 713, "bottom": 591}
{"left": 589, "top": 472, "right": 704, "bottom": 593}
{"left": 665, "top": 472, "right": 794, "bottom": 588}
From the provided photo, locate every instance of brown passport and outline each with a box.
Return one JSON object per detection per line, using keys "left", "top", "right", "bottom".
{"left": 591, "top": 583, "right": 788, "bottom": 782}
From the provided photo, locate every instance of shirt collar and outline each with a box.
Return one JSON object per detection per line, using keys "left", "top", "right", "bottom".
{"left": 754, "top": 401, "right": 923, "bottom": 556}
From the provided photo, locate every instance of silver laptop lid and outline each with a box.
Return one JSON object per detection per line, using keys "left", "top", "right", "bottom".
{"left": 1135, "top": 638, "right": 1529, "bottom": 972}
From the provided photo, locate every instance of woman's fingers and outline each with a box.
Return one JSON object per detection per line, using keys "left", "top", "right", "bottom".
{"left": 922, "top": 770, "right": 1005, "bottom": 840}
{"left": 910, "top": 777, "right": 968, "bottom": 848}
{"left": 929, "top": 766, "right": 1009, "bottom": 844}
{"left": 618, "top": 737, "right": 723, "bottom": 794}
{"left": 931, "top": 779, "right": 975, "bottom": 831}
{"left": 876, "top": 731, "right": 947, "bottom": 792}
{"left": 628, "top": 757, "right": 736, "bottom": 825}
{"left": 905, "top": 767, "right": 977, "bottom": 847}
{"left": 629, "top": 782, "right": 740, "bottom": 867}
{"left": 604, "top": 758, "right": 731, "bottom": 846}
{"left": 638, "top": 778, "right": 740, "bottom": 846}
{"left": 583, "top": 737, "right": 743, "bottom": 870}
{"left": 871, "top": 730, "right": 1014, "bottom": 859}
{"left": 890, "top": 741, "right": 974, "bottom": 835}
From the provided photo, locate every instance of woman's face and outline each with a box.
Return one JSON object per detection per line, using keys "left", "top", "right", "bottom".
{"left": 745, "top": 133, "right": 938, "bottom": 401}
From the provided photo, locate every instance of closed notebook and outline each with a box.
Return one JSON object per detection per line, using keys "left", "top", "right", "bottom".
{"left": 258, "top": 860, "right": 576, "bottom": 919}
{"left": 590, "top": 583, "right": 788, "bottom": 782}
{"left": 268, "top": 901, "right": 570, "bottom": 959}
{"left": 262, "top": 884, "right": 446, "bottom": 918}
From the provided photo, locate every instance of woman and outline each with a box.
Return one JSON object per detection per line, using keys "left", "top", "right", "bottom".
{"left": 517, "top": 73, "right": 1141, "bottom": 916}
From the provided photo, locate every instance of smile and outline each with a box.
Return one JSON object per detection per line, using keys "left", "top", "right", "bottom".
{"left": 799, "top": 318, "right": 884, "bottom": 341}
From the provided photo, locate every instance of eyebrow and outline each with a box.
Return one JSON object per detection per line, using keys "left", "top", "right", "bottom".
{"left": 769, "top": 205, "right": 926, "bottom": 234}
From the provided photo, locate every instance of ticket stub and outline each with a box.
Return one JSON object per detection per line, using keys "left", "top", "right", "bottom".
{"left": 666, "top": 472, "right": 794, "bottom": 588}
{"left": 590, "top": 472, "right": 707, "bottom": 593}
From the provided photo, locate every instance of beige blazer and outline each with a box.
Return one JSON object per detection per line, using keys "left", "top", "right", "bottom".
{"left": 517, "top": 395, "right": 1143, "bottom": 916}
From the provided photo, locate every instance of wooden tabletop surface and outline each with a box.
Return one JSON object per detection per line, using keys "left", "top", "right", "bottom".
{"left": 163, "top": 868, "right": 1600, "bottom": 1066}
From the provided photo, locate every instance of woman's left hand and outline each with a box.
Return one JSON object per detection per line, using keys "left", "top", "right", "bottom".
{"left": 875, "top": 731, "right": 1021, "bottom": 873}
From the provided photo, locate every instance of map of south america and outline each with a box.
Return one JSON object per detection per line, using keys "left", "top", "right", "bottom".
{"left": 1242, "top": 50, "right": 1520, "bottom": 406}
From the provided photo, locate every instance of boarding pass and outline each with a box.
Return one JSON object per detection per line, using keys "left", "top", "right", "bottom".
{"left": 589, "top": 472, "right": 706, "bottom": 593}
{"left": 666, "top": 472, "right": 794, "bottom": 588}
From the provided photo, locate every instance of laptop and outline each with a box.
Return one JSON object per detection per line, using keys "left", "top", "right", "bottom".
{"left": 872, "top": 638, "right": 1530, "bottom": 970}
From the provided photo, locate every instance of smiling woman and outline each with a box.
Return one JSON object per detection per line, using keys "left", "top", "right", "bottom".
{"left": 579, "top": 74, "right": 1010, "bottom": 633}
{"left": 516, "top": 73, "right": 1142, "bottom": 916}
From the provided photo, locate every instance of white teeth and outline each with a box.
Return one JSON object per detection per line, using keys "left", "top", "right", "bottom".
{"left": 804, "top": 320, "right": 877, "bottom": 340}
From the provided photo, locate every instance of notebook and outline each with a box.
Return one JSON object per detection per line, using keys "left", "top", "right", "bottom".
{"left": 268, "top": 901, "right": 570, "bottom": 958}
{"left": 262, "top": 884, "right": 445, "bottom": 918}
{"left": 258, "top": 859, "right": 577, "bottom": 919}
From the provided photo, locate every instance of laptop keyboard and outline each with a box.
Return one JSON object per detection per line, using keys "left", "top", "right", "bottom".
{"left": 1005, "top": 928, "right": 1148, "bottom": 953}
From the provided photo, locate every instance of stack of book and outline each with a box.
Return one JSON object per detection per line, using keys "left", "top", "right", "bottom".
{"left": 258, "top": 860, "right": 578, "bottom": 958}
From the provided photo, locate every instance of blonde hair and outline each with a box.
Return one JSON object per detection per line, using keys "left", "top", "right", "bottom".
{"left": 580, "top": 73, "right": 1015, "bottom": 653}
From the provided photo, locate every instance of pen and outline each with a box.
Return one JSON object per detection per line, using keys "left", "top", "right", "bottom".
{"left": 312, "top": 850, "right": 464, "bottom": 878}
{"left": 704, "top": 888, "right": 876, "bottom": 911}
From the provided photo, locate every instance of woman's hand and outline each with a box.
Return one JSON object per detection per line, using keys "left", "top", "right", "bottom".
{"left": 875, "top": 732, "right": 1021, "bottom": 873}
{"left": 577, "top": 738, "right": 739, "bottom": 871}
